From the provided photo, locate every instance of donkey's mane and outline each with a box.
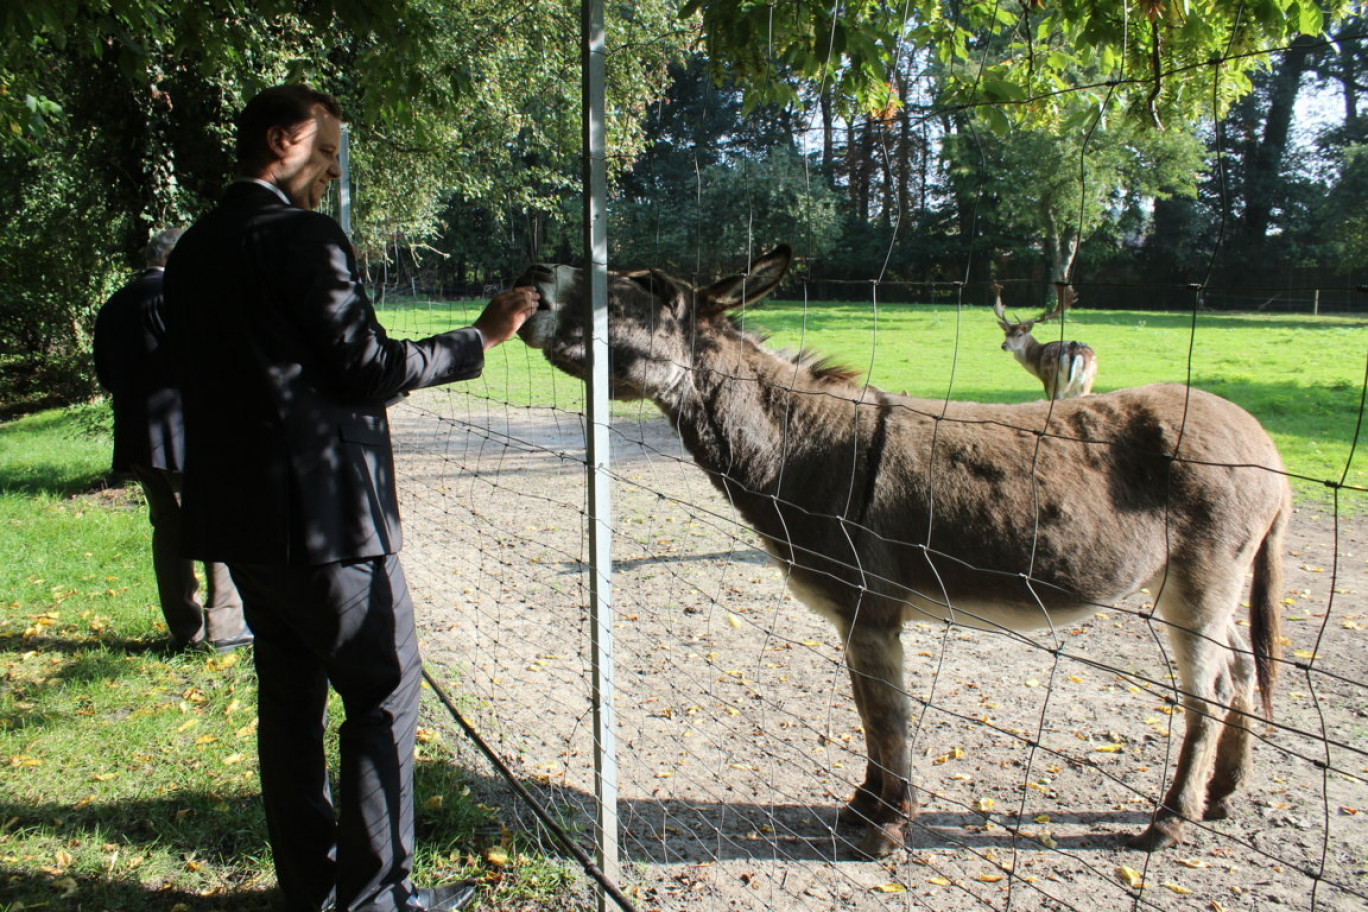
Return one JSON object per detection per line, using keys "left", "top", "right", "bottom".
{"left": 790, "top": 351, "right": 863, "bottom": 385}
{"left": 730, "top": 319, "right": 863, "bottom": 386}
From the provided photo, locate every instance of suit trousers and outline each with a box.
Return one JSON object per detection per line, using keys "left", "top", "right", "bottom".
{"left": 130, "top": 464, "right": 244, "bottom": 646}
{"left": 229, "top": 555, "right": 422, "bottom": 912}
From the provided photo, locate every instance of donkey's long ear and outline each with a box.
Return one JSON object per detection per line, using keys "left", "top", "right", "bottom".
{"left": 701, "top": 245, "right": 793, "bottom": 316}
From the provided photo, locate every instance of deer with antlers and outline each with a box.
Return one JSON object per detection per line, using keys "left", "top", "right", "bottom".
{"left": 993, "top": 282, "right": 1098, "bottom": 399}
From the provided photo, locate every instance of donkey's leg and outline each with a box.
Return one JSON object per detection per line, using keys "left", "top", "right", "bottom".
{"left": 837, "top": 623, "right": 911, "bottom": 858}
{"left": 1205, "top": 623, "right": 1256, "bottom": 821}
{"left": 1131, "top": 590, "right": 1238, "bottom": 850}
{"left": 836, "top": 659, "right": 887, "bottom": 828}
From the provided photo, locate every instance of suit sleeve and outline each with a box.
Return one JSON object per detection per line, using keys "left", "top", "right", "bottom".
{"left": 279, "top": 215, "right": 484, "bottom": 403}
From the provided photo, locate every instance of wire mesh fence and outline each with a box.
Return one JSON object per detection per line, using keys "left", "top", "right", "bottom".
{"left": 359, "top": 25, "right": 1368, "bottom": 909}
{"left": 376, "top": 279, "right": 1367, "bottom": 911}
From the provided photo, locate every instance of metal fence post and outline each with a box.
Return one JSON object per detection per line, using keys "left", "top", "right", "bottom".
{"left": 582, "top": 0, "right": 619, "bottom": 906}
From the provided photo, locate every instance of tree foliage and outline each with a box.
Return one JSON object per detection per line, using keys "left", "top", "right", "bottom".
{"left": 609, "top": 58, "right": 842, "bottom": 271}
{"left": 686, "top": 0, "right": 1350, "bottom": 128}
{"left": 944, "top": 119, "right": 1205, "bottom": 286}
{"left": 2, "top": 0, "right": 1365, "bottom": 415}
{"left": 0, "top": 0, "right": 687, "bottom": 411}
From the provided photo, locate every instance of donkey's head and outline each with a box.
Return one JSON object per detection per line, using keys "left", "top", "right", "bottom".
{"left": 516, "top": 245, "right": 793, "bottom": 402}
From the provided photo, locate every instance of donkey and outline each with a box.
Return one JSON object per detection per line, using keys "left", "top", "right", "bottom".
{"left": 994, "top": 283, "right": 1098, "bottom": 399}
{"left": 516, "top": 245, "right": 1290, "bottom": 858}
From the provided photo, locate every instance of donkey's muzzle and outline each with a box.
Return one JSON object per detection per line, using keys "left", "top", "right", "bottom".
{"left": 515, "top": 264, "right": 580, "bottom": 349}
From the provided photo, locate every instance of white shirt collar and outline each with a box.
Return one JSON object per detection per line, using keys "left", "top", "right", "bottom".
{"left": 236, "top": 177, "right": 292, "bottom": 207}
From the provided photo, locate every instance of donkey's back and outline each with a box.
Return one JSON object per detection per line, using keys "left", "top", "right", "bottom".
{"left": 860, "top": 383, "right": 1287, "bottom": 623}
{"left": 761, "top": 383, "right": 1284, "bottom": 630}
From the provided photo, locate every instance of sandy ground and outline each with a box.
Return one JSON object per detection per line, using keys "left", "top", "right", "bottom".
{"left": 392, "top": 389, "right": 1368, "bottom": 912}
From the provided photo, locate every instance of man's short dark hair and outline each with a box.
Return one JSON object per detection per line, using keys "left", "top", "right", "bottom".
{"left": 235, "top": 85, "right": 342, "bottom": 174}
{"left": 144, "top": 227, "right": 185, "bottom": 269}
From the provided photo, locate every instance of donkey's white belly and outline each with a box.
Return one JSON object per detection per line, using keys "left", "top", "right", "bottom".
{"left": 787, "top": 576, "right": 1113, "bottom": 635}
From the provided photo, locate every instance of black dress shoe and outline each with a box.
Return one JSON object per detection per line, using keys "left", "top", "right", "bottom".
{"left": 204, "top": 632, "right": 254, "bottom": 654}
{"left": 409, "top": 881, "right": 477, "bottom": 911}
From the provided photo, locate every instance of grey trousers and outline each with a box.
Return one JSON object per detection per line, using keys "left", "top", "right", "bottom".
{"left": 229, "top": 555, "right": 422, "bottom": 912}
{"left": 130, "top": 464, "right": 245, "bottom": 646}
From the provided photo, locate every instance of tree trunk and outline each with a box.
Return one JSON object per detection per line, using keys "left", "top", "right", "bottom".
{"left": 1040, "top": 198, "right": 1078, "bottom": 289}
{"left": 1238, "top": 34, "right": 1317, "bottom": 251}
{"left": 819, "top": 88, "right": 835, "bottom": 176}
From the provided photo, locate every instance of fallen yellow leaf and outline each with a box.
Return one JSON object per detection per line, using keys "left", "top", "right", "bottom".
{"left": 874, "top": 882, "right": 906, "bottom": 893}
{"left": 1161, "top": 882, "right": 1193, "bottom": 894}
{"left": 927, "top": 876, "right": 952, "bottom": 887}
{"left": 1116, "top": 865, "right": 1145, "bottom": 889}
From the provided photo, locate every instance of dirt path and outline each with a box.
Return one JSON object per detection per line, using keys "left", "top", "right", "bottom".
{"left": 394, "top": 392, "right": 1368, "bottom": 911}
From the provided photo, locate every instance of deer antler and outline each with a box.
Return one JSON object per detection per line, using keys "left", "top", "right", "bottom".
{"left": 991, "top": 282, "right": 1010, "bottom": 324}
{"left": 1038, "top": 282, "right": 1078, "bottom": 323}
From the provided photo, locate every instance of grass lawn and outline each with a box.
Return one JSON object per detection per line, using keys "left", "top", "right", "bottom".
{"left": 378, "top": 296, "right": 1368, "bottom": 510}
{"left": 0, "top": 408, "right": 575, "bottom": 911}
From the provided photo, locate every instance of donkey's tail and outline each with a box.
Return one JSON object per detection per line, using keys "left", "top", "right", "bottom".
{"left": 1248, "top": 499, "right": 1289, "bottom": 719}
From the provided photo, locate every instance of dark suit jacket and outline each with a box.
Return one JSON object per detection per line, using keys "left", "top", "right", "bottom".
{"left": 92, "top": 268, "right": 185, "bottom": 474}
{"left": 164, "top": 181, "right": 485, "bottom": 566}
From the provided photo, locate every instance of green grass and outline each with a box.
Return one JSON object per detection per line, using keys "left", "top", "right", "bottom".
{"left": 0, "top": 408, "right": 584, "bottom": 911}
{"left": 377, "top": 297, "right": 1368, "bottom": 509}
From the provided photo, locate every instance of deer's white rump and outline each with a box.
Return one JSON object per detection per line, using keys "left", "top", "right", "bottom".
{"left": 516, "top": 246, "right": 1291, "bottom": 858}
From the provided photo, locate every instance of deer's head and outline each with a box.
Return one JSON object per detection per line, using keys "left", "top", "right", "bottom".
{"left": 992, "top": 283, "right": 1075, "bottom": 354}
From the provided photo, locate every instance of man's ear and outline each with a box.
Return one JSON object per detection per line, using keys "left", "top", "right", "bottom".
{"left": 266, "top": 124, "right": 294, "bottom": 159}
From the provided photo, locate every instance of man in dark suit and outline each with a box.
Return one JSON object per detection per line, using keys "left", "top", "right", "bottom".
{"left": 93, "top": 228, "right": 250, "bottom": 653}
{"left": 164, "top": 85, "right": 539, "bottom": 912}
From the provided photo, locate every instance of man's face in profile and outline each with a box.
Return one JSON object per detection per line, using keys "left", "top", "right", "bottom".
{"left": 272, "top": 105, "right": 342, "bottom": 210}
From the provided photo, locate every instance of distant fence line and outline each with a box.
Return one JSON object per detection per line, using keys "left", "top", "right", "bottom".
{"left": 374, "top": 268, "right": 1368, "bottom": 314}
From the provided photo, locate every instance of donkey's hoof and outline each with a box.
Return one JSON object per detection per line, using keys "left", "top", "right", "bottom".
{"left": 837, "top": 802, "right": 875, "bottom": 830}
{"left": 1127, "top": 818, "right": 1183, "bottom": 852}
{"left": 1203, "top": 798, "right": 1233, "bottom": 821}
{"left": 853, "top": 822, "right": 906, "bottom": 860}
{"left": 837, "top": 788, "right": 888, "bottom": 830}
